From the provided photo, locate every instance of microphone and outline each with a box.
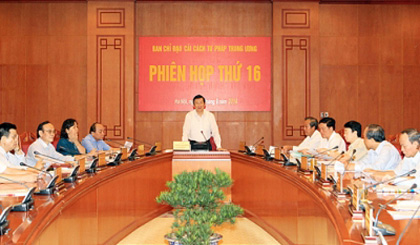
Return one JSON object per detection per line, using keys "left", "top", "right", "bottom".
{"left": 263, "top": 149, "right": 273, "bottom": 161}
{"left": 396, "top": 201, "right": 420, "bottom": 245}
{"left": 316, "top": 146, "right": 339, "bottom": 155}
{"left": 349, "top": 149, "right": 357, "bottom": 161}
{"left": 280, "top": 153, "right": 296, "bottom": 166}
{"left": 200, "top": 130, "right": 208, "bottom": 142}
{"left": 34, "top": 151, "right": 66, "bottom": 164}
{"left": 342, "top": 149, "right": 357, "bottom": 173}
{"left": 324, "top": 151, "right": 345, "bottom": 165}
{"left": 365, "top": 169, "right": 417, "bottom": 189}
{"left": 200, "top": 131, "right": 211, "bottom": 151}
{"left": 0, "top": 176, "right": 36, "bottom": 212}
{"left": 374, "top": 183, "right": 417, "bottom": 236}
{"left": 244, "top": 137, "right": 264, "bottom": 156}
{"left": 63, "top": 166, "right": 80, "bottom": 183}
{"left": 106, "top": 139, "right": 125, "bottom": 147}
{"left": 126, "top": 137, "right": 153, "bottom": 147}
{"left": 0, "top": 206, "right": 12, "bottom": 235}
{"left": 35, "top": 175, "right": 58, "bottom": 195}
{"left": 252, "top": 137, "right": 264, "bottom": 147}
{"left": 127, "top": 137, "right": 157, "bottom": 155}
{"left": 20, "top": 162, "right": 53, "bottom": 178}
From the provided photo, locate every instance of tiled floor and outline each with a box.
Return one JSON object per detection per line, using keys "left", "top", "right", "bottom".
{"left": 118, "top": 213, "right": 280, "bottom": 245}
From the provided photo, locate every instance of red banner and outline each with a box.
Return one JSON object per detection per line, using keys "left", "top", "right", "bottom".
{"left": 138, "top": 37, "right": 271, "bottom": 111}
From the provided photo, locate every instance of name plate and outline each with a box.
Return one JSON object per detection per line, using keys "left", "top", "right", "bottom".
{"left": 98, "top": 153, "right": 106, "bottom": 166}
{"left": 173, "top": 141, "right": 191, "bottom": 151}
{"left": 138, "top": 145, "right": 145, "bottom": 156}
{"left": 78, "top": 158, "right": 85, "bottom": 173}
{"left": 121, "top": 147, "right": 128, "bottom": 160}
{"left": 55, "top": 167, "right": 62, "bottom": 183}
{"left": 155, "top": 142, "right": 162, "bottom": 152}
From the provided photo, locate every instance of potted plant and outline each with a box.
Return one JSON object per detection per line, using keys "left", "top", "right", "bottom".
{"left": 156, "top": 168, "right": 243, "bottom": 245}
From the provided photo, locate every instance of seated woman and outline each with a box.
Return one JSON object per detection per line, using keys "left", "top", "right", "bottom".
{"left": 57, "top": 119, "right": 86, "bottom": 156}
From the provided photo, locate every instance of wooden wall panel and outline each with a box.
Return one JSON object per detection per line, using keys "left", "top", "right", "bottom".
{"left": 0, "top": 2, "right": 88, "bottom": 138}
{"left": 273, "top": 1, "right": 320, "bottom": 145}
{"left": 358, "top": 65, "right": 380, "bottom": 128}
{"left": 135, "top": 2, "right": 272, "bottom": 150}
{"left": 403, "top": 66, "right": 420, "bottom": 129}
{"left": 380, "top": 66, "right": 403, "bottom": 135}
{"left": 26, "top": 65, "right": 49, "bottom": 134}
{"left": 87, "top": 1, "right": 134, "bottom": 142}
{"left": 320, "top": 4, "right": 420, "bottom": 135}
{"left": 0, "top": 66, "right": 26, "bottom": 129}
{"left": 21, "top": 3, "right": 49, "bottom": 36}
{"left": 320, "top": 65, "right": 358, "bottom": 128}
{"left": 0, "top": 1, "right": 419, "bottom": 152}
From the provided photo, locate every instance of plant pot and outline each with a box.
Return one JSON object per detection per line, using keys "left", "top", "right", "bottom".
{"left": 164, "top": 233, "right": 223, "bottom": 245}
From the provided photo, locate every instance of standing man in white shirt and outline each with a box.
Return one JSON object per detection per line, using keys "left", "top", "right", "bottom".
{"left": 282, "top": 117, "right": 322, "bottom": 154}
{"left": 27, "top": 121, "right": 75, "bottom": 167}
{"left": 356, "top": 124, "right": 401, "bottom": 171}
{"left": 316, "top": 117, "right": 346, "bottom": 155}
{"left": 182, "top": 95, "right": 222, "bottom": 151}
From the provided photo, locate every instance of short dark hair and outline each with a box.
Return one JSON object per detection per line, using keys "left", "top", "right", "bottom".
{"left": 37, "top": 121, "right": 51, "bottom": 138}
{"left": 89, "top": 122, "right": 99, "bottom": 134}
{"left": 60, "top": 119, "right": 77, "bottom": 139}
{"left": 344, "top": 121, "right": 362, "bottom": 137}
{"left": 365, "top": 124, "right": 385, "bottom": 143}
{"left": 0, "top": 122, "right": 17, "bottom": 139}
{"left": 304, "top": 117, "right": 318, "bottom": 130}
{"left": 319, "top": 117, "right": 336, "bottom": 130}
{"left": 401, "top": 128, "right": 420, "bottom": 144}
{"left": 193, "top": 94, "right": 206, "bottom": 104}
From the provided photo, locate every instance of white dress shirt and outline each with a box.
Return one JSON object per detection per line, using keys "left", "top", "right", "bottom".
{"left": 317, "top": 131, "right": 347, "bottom": 153}
{"left": 0, "top": 145, "right": 26, "bottom": 170}
{"left": 394, "top": 151, "right": 420, "bottom": 176}
{"left": 26, "top": 138, "right": 74, "bottom": 167}
{"left": 182, "top": 109, "right": 221, "bottom": 149}
{"left": 347, "top": 137, "right": 368, "bottom": 161}
{"left": 293, "top": 130, "right": 322, "bottom": 152}
{"left": 356, "top": 141, "right": 401, "bottom": 171}
{"left": 0, "top": 146, "right": 12, "bottom": 173}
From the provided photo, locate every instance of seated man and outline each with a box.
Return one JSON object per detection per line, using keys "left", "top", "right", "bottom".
{"left": 0, "top": 122, "right": 38, "bottom": 183}
{"left": 368, "top": 128, "right": 420, "bottom": 182}
{"left": 282, "top": 117, "right": 322, "bottom": 154}
{"left": 81, "top": 123, "right": 111, "bottom": 154}
{"left": 27, "top": 121, "right": 75, "bottom": 167}
{"left": 316, "top": 117, "right": 346, "bottom": 155}
{"left": 355, "top": 124, "right": 401, "bottom": 171}
{"left": 335, "top": 121, "right": 368, "bottom": 162}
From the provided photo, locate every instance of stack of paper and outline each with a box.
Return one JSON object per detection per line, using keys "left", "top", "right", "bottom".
{"left": 388, "top": 200, "right": 420, "bottom": 220}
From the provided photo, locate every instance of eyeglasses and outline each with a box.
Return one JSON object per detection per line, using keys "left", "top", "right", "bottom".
{"left": 43, "top": 130, "right": 55, "bottom": 134}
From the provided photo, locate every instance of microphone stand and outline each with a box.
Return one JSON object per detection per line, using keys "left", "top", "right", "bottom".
{"left": 127, "top": 137, "right": 157, "bottom": 156}
{"left": 0, "top": 176, "right": 36, "bottom": 212}
{"left": 245, "top": 137, "right": 264, "bottom": 156}
{"left": 396, "top": 203, "right": 420, "bottom": 244}
{"left": 315, "top": 146, "right": 339, "bottom": 157}
{"left": 20, "top": 162, "right": 53, "bottom": 178}
{"left": 373, "top": 184, "right": 417, "bottom": 236}
{"left": 0, "top": 206, "right": 12, "bottom": 235}
{"left": 126, "top": 137, "right": 153, "bottom": 148}
{"left": 365, "top": 169, "right": 417, "bottom": 189}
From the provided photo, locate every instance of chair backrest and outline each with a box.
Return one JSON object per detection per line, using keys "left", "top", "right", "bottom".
{"left": 387, "top": 133, "right": 403, "bottom": 158}
{"left": 19, "top": 132, "right": 37, "bottom": 154}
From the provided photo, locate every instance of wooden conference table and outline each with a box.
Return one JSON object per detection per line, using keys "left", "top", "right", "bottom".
{"left": 0, "top": 151, "right": 418, "bottom": 244}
